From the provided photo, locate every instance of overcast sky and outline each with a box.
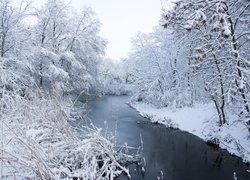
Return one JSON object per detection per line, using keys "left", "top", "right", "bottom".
{"left": 79, "top": 0, "right": 164, "bottom": 61}
{"left": 29, "top": 0, "right": 168, "bottom": 60}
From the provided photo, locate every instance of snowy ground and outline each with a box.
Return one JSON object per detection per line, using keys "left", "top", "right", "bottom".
{"left": 131, "top": 102, "right": 250, "bottom": 163}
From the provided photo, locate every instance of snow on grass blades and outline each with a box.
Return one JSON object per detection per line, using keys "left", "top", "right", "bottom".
{"left": 0, "top": 69, "right": 136, "bottom": 179}
{"left": 0, "top": 96, "right": 135, "bottom": 179}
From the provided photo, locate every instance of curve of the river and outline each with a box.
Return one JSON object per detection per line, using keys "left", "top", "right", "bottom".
{"left": 77, "top": 95, "right": 250, "bottom": 180}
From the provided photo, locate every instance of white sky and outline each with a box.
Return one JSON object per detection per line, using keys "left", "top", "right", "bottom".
{"left": 79, "top": 0, "right": 164, "bottom": 61}
{"left": 29, "top": 0, "right": 168, "bottom": 61}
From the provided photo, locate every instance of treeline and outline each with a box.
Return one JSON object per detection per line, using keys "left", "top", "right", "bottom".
{"left": 0, "top": 0, "right": 106, "bottom": 97}
{"left": 125, "top": 0, "right": 250, "bottom": 126}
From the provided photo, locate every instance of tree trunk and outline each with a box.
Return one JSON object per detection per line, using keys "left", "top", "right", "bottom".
{"left": 1, "top": 34, "right": 6, "bottom": 57}
{"left": 214, "top": 59, "right": 226, "bottom": 124}
{"left": 39, "top": 63, "right": 43, "bottom": 88}
{"left": 227, "top": 10, "right": 250, "bottom": 114}
{"left": 212, "top": 95, "right": 223, "bottom": 126}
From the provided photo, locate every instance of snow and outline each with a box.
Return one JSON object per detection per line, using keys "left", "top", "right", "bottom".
{"left": 131, "top": 102, "right": 250, "bottom": 163}
{"left": 222, "top": 20, "right": 231, "bottom": 37}
{"left": 223, "top": 25, "right": 231, "bottom": 36}
{"left": 0, "top": 89, "right": 135, "bottom": 179}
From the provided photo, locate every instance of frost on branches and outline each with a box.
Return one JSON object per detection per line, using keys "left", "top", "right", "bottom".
{"left": 124, "top": 0, "right": 250, "bottom": 162}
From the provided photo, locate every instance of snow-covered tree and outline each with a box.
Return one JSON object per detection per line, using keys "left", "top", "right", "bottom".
{"left": 30, "top": 1, "right": 106, "bottom": 95}
{"left": 125, "top": 0, "right": 250, "bottom": 126}
{"left": 34, "top": 0, "right": 69, "bottom": 52}
{"left": 66, "top": 7, "right": 107, "bottom": 94}
{"left": 163, "top": 0, "right": 250, "bottom": 125}
{"left": 0, "top": 0, "right": 31, "bottom": 57}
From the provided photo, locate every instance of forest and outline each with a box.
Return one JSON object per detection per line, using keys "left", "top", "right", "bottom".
{"left": 0, "top": 0, "right": 249, "bottom": 179}
{"left": 123, "top": 0, "right": 250, "bottom": 165}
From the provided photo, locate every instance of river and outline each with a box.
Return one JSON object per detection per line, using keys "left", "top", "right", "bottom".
{"left": 76, "top": 95, "right": 250, "bottom": 180}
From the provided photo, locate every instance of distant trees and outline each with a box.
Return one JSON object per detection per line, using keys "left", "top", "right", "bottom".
{"left": 127, "top": 32, "right": 169, "bottom": 107}
{"left": 98, "top": 58, "right": 130, "bottom": 95}
{"left": 125, "top": 0, "right": 250, "bottom": 126}
{"left": 125, "top": 28, "right": 193, "bottom": 108}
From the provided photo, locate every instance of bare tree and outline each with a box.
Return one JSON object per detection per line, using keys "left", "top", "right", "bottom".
{"left": 0, "top": 0, "right": 31, "bottom": 57}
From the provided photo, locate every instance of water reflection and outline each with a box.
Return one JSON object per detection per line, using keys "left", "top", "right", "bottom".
{"left": 77, "top": 95, "right": 250, "bottom": 180}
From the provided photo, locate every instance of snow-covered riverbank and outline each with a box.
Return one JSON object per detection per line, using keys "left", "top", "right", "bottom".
{"left": 131, "top": 102, "right": 250, "bottom": 163}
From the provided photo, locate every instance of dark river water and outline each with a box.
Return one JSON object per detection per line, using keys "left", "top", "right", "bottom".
{"left": 76, "top": 95, "right": 250, "bottom": 180}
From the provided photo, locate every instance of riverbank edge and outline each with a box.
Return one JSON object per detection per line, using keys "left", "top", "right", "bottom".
{"left": 129, "top": 102, "right": 250, "bottom": 164}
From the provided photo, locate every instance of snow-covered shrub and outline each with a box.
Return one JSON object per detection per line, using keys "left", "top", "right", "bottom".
{"left": 0, "top": 64, "right": 134, "bottom": 179}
